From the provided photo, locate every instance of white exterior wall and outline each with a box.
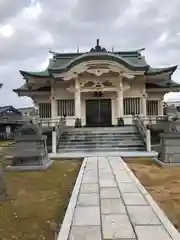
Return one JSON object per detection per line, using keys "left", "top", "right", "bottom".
{"left": 33, "top": 78, "right": 166, "bottom": 126}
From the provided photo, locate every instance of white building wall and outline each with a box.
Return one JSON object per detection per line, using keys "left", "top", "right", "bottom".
{"left": 32, "top": 80, "right": 166, "bottom": 126}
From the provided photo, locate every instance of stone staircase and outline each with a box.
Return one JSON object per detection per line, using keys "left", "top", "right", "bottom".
{"left": 57, "top": 126, "right": 145, "bottom": 153}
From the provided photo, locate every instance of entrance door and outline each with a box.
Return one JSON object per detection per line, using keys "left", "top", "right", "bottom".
{"left": 86, "top": 99, "right": 112, "bottom": 127}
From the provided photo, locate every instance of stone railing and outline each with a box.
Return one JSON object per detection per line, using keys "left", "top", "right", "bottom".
{"left": 52, "top": 118, "right": 66, "bottom": 154}
{"left": 38, "top": 118, "right": 61, "bottom": 128}
{"left": 133, "top": 116, "right": 151, "bottom": 152}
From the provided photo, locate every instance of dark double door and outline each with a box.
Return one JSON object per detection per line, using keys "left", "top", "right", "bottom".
{"left": 86, "top": 99, "right": 112, "bottom": 127}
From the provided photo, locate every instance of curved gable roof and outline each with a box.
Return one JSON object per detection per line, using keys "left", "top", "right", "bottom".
{"left": 49, "top": 52, "right": 149, "bottom": 73}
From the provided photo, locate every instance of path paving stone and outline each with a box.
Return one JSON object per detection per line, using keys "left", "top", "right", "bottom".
{"left": 73, "top": 206, "right": 101, "bottom": 226}
{"left": 117, "top": 182, "right": 139, "bottom": 193}
{"left": 100, "top": 187, "right": 121, "bottom": 199}
{"left": 127, "top": 205, "right": 161, "bottom": 225}
{"left": 101, "top": 198, "right": 126, "bottom": 214}
{"left": 135, "top": 225, "right": 172, "bottom": 240}
{"left": 102, "top": 214, "right": 136, "bottom": 239}
{"left": 122, "top": 192, "right": 148, "bottom": 206}
{"left": 99, "top": 179, "right": 117, "bottom": 187}
{"left": 69, "top": 226, "right": 101, "bottom": 240}
{"left": 77, "top": 193, "right": 99, "bottom": 206}
{"left": 80, "top": 183, "right": 99, "bottom": 193}
{"left": 58, "top": 156, "right": 180, "bottom": 240}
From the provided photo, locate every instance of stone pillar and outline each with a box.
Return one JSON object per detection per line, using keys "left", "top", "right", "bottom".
{"left": 51, "top": 98, "right": 57, "bottom": 119}
{"left": 117, "top": 77, "right": 123, "bottom": 118}
{"left": 146, "top": 128, "right": 151, "bottom": 152}
{"left": 142, "top": 95, "right": 147, "bottom": 117}
{"left": 52, "top": 127, "right": 57, "bottom": 154}
{"left": 75, "top": 78, "right": 81, "bottom": 119}
{"left": 159, "top": 99, "right": 164, "bottom": 115}
{"left": 51, "top": 85, "right": 57, "bottom": 119}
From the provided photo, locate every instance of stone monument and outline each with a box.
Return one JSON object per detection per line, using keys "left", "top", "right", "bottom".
{"left": 5, "top": 121, "right": 53, "bottom": 171}
{"left": 157, "top": 104, "right": 180, "bottom": 165}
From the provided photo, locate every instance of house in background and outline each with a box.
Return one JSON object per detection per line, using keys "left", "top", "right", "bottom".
{"left": 0, "top": 106, "right": 23, "bottom": 140}
{"left": 14, "top": 39, "right": 180, "bottom": 127}
{"left": 18, "top": 107, "right": 37, "bottom": 121}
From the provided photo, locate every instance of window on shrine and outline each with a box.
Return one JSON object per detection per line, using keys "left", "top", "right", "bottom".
{"left": 57, "top": 99, "right": 75, "bottom": 116}
{"left": 39, "top": 103, "right": 51, "bottom": 118}
{"left": 124, "top": 98, "right": 140, "bottom": 115}
{"left": 147, "top": 100, "right": 158, "bottom": 116}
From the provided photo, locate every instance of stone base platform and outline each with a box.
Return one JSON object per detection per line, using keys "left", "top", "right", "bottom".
{"left": 57, "top": 156, "right": 179, "bottom": 240}
{"left": 5, "top": 160, "right": 54, "bottom": 172}
{"left": 49, "top": 151, "right": 158, "bottom": 160}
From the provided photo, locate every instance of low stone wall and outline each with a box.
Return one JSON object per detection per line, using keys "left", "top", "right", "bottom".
{"left": 160, "top": 133, "right": 180, "bottom": 163}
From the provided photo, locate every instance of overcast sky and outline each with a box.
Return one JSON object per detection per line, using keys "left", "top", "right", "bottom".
{"left": 0, "top": 0, "right": 180, "bottom": 107}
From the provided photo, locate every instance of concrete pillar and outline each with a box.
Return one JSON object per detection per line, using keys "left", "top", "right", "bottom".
{"left": 52, "top": 127, "right": 57, "bottom": 154}
{"left": 75, "top": 78, "right": 81, "bottom": 119}
{"left": 51, "top": 84, "right": 57, "bottom": 120}
{"left": 146, "top": 128, "right": 151, "bottom": 152}
{"left": 51, "top": 98, "right": 57, "bottom": 119}
{"left": 159, "top": 100, "right": 164, "bottom": 115}
{"left": 117, "top": 77, "right": 124, "bottom": 118}
{"left": 142, "top": 96, "right": 147, "bottom": 117}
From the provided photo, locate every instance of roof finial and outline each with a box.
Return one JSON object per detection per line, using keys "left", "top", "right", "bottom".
{"left": 112, "top": 46, "right": 114, "bottom": 52}
{"left": 77, "top": 46, "right": 79, "bottom": 53}
{"left": 96, "top": 39, "right": 99, "bottom": 46}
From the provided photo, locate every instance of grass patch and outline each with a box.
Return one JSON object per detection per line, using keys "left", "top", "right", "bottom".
{"left": 125, "top": 158, "right": 180, "bottom": 231}
{"left": 0, "top": 140, "right": 14, "bottom": 147}
{"left": 0, "top": 160, "right": 81, "bottom": 240}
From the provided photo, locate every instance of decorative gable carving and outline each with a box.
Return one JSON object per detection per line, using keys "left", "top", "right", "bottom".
{"left": 80, "top": 79, "right": 115, "bottom": 91}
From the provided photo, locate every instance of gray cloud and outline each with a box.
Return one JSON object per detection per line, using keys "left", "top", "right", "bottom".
{"left": 0, "top": 0, "right": 31, "bottom": 23}
{"left": 0, "top": 0, "right": 180, "bottom": 107}
{"left": 72, "top": 0, "right": 130, "bottom": 23}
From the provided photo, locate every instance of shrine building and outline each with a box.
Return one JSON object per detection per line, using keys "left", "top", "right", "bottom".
{"left": 14, "top": 39, "right": 180, "bottom": 127}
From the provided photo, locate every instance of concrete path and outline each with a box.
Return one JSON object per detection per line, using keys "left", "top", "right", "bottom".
{"left": 57, "top": 156, "right": 180, "bottom": 240}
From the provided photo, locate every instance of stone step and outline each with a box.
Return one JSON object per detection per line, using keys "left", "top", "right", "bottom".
{"left": 58, "top": 140, "right": 143, "bottom": 145}
{"left": 61, "top": 133, "right": 140, "bottom": 138}
{"left": 57, "top": 147, "right": 145, "bottom": 153}
{"left": 63, "top": 130, "right": 138, "bottom": 135}
{"left": 59, "top": 138, "right": 142, "bottom": 143}
{"left": 58, "top": 144, "right": 144, "bottom": 149}
{"left": 65, "top": 126, "right": 136, "bottom": 132}
{"left": 58, "top": 139, "right": 143, "bottom": 145}
{"left": 60, "top": 138, "right": 142, "bottom": 142}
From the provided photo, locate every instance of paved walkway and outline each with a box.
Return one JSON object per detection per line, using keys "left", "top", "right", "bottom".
{"left": 58, "top": 157, "right": 180, "bottom": 240}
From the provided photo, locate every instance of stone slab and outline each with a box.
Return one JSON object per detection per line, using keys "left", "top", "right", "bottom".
{"left": 102, "top": 214, "right": 136, "bottom": 239}
{"left": 69, "top": 226, "right": 101, "bottom": 240}
{"left": 116, "top": 174, "right": 132, "bottom": 183}
{"left": 100, "top": 187, "right": 121, "bottom": 199}
{"left": 122, "top": 193, "right": 148, "bottom": 206}
{"left": 49, "top": 151, "right": 158, "bottom": 159}
{"left": 99, "top": 179, "right": 117, "bottom": 187}
{"left": 73, "top": 206, "right": 100, "bottom": 226}
{"left": 80, "top": 183, "right": 99, "bottom": 193}
{"left": 82, "top": 174, "right": 98, "bottom": 183}
{"left": 77, "top": 193, "right": 99, "bottom": 206}
{"left": 117, "top": 182, "right": 139, "bottom": 193}
{"left": 127, "top": 205, "right": 161, "bottom": 225}
{"left": 101, "top": 198, "right": 126, "bottom": 214}
{"left": 135, "top": 225, "right": 172, "bottom": 240}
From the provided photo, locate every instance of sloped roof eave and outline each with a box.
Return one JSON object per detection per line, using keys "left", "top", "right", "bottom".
{"left": 145, "top": 65, "right": 178, "bottom": 76}
{"left": 19, "top": 70, "right": 51, "bottom": 79}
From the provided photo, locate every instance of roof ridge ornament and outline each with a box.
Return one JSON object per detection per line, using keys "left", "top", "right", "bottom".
{"left": 90, "top": 39, "right": 107, "bottom": 53}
